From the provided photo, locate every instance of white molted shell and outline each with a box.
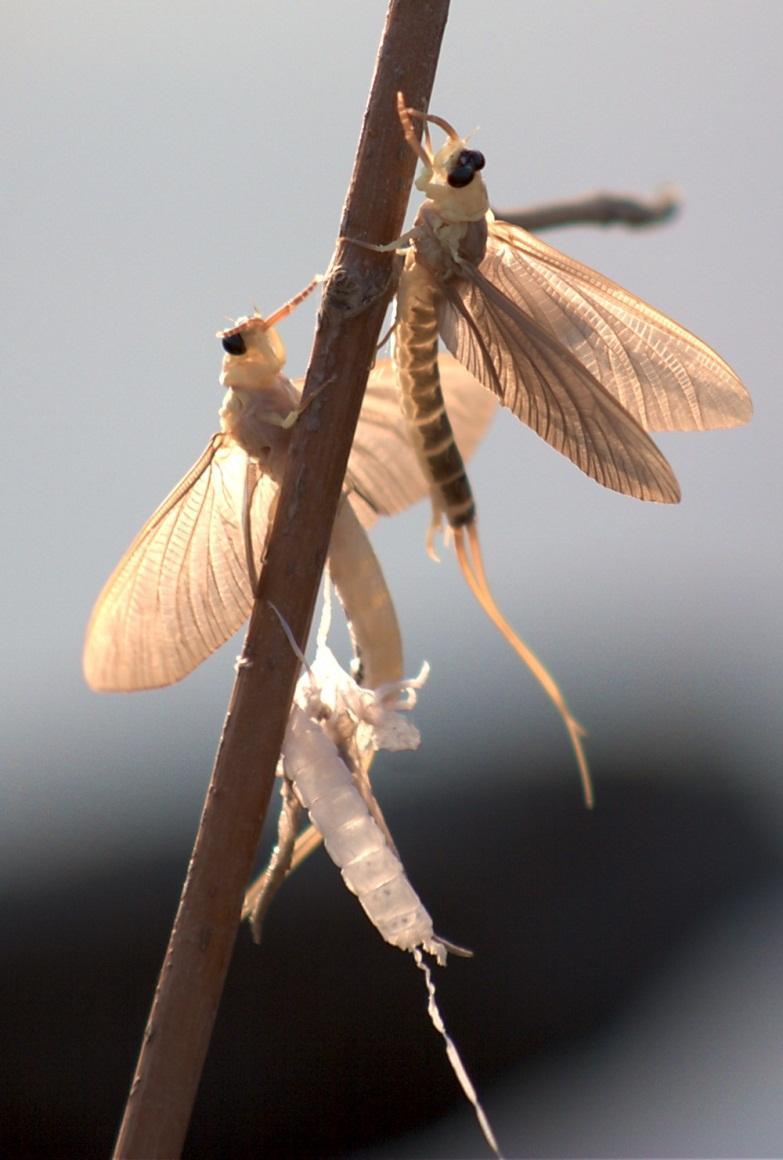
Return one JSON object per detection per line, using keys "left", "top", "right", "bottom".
{"left": 282, "top": 650, "right": 444, "bottom": 962}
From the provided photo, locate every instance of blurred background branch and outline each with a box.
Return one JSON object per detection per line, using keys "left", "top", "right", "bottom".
{"left": 495, "top": 185, "right": 679, "bottom": 231}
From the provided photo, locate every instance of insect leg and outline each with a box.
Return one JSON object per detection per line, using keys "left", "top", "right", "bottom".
{"left": 289, "top": 821, "right": 324, "bottom": 874}
{"left": 344, "top": 230, "right": 417, "bottom": 254}
{"left": 242, "top": 461, "right": 261, "bottom": 593}
{"left": 243, "top": 777, "right": 303, "bottom": 943}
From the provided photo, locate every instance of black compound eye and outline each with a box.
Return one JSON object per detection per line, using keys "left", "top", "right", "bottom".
{"left": 221, "top": 332, "right": 246, "bottom": 356}
{"left": 448, "top": 165, "right": 476, "bottom": 189}
{"left": 447, "top": 148, "right": 486, "bottom": 188}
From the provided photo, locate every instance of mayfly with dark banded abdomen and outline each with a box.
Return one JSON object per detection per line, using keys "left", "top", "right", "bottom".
{"left": 363, "top": 93, "right": 752, "bottom": 803}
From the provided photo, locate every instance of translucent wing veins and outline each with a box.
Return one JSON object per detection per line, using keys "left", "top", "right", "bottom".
{"left": 487, "top": 222, "right": 751, "bottom": 432}
{"left": 438, "top": 263, "right": 682, "bottom": 502}
{"left": 83, "top": 436, "right": 273, "bottom": 691}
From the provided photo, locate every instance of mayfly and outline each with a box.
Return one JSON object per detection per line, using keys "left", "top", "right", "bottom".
{"left": 82, "top": 279, "right": 496, "bottom": 694}
{"left": 366, "top": 94, "right": 752, "bottom": 800}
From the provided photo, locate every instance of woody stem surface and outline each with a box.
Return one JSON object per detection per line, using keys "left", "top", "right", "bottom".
{"left": 113, "top": 1, "right": 450, "bottom": 1156}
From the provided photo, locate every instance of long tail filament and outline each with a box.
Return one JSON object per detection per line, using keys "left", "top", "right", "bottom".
{"left": 454, "top": 520, "right": 593, "bottom": 808}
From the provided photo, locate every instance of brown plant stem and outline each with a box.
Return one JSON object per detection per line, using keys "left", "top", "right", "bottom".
{"left": 495, "top": 185, "right": 680, "bottom": 232}
{"left": 113, "top": 2, "right": 450, "bottom": 1155}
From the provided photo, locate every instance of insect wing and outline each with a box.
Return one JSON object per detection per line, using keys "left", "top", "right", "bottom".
{"left": 343, "top": 355, "right": 498, "bottom": 527}
{"left": 83, "top": 436, "right": 277, "bottom": 691}
{"left": 437, "top": 259, "right": 681, "bottom": 503}
{"left": 488, "top": 221, "right": 751, "bottom": 432}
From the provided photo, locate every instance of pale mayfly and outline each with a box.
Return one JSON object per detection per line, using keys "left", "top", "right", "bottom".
{"left": 368, "top": 94, "right": 753, "bottom": 801}
{"left": 83, "top": 279, "right": 495, "bottom": 694}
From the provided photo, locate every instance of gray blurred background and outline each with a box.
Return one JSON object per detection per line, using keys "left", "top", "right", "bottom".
{"left": 2, "top": 2, "right": 781, "bottom": 1156}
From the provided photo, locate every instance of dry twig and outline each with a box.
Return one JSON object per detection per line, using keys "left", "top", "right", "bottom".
{"left": 113, "top": 2, "right": 450, "bottom": 1155}
{"left": 495, "top": 186, "right": 680, "bottom": 232}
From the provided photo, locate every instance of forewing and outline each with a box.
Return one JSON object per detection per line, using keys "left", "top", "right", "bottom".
{"left": 343, "top": 355, "right": 497, "bottom": 527}
{"left": 489, "top": 221, "right": 751, "bottom": 431}
{"left": 437, "top": 263, "right": 681, "bottom": 503}
{"left": 83, "top": 436, "right": 276, "bottom": 691}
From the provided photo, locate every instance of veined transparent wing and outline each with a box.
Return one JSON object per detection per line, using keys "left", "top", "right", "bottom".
{"left": 437, "top": 265, "right": 681, "bottom": 503}
{"left": 83, "top": 436, "right": 276, "bottom": 692}
{"left": 85, "top": 358, "right": 495, "bottom": 692}
{"left": 488, "top": 221, "right": 751, "bottom": 432}
{"left": 343, "top": 354, "right": 498, "bottom": 527}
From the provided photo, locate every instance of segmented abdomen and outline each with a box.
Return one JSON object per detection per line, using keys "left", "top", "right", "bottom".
{"left": 394, "top": 255, "right": 474, "bottom": 527}
{"left": 283, "top": 705, "right": 445, "bottom": 962}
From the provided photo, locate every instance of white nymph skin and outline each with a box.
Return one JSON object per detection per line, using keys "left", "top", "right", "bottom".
{"left": 280, "top": 635, "right": 446, "bottom": 962}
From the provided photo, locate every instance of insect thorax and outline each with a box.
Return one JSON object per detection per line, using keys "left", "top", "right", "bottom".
{"left": 413, "top": 203, "right": 488, "bottom": 280}
{"left": 219, "top": 377, "right": 299, "bottom": 472}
